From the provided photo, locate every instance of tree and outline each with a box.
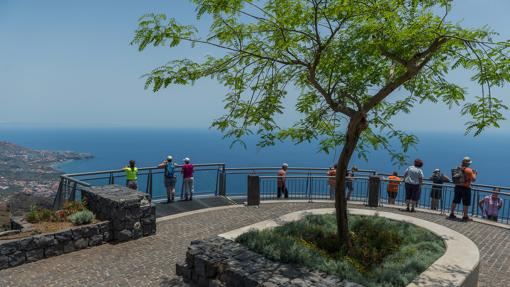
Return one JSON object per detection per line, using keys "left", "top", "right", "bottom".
{"left": 132, "top": 0, "right": 510, "bottom": 250}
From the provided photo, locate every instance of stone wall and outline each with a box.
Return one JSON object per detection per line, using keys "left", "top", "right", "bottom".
{"left": 81, "top": 185, "right": 156, "bottom": 242}
{"left": 0, "top": 221, "right": 109, "bottom": 270}
{"left": 175, "top": 236, "right": 358, "bottom": 287}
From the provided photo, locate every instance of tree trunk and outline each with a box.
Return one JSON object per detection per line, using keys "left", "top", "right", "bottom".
{"left": 335, "top": 114, "right": 367, "bottom": 252}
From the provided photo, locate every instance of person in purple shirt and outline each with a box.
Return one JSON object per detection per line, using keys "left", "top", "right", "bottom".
{"left": 479, "top": 188, "right": 503, "bottom": 221}
{"left": 181, "top": 157, "right": 194, "bottom": 201}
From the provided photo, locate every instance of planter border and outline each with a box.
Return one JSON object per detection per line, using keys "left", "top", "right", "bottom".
{"left": 219, "top": 208, "right": 480, "bottom": 287}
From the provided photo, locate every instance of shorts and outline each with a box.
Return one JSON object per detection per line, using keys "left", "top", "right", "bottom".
{"left": 387, "top": 191, "right": 397, "bottom": 199}
{"left": 126, "top": 180, "right": 138, "bottom": 190}
{"left": 405, "top": 183, "right": 420, "bottom": 201}
{"left": 164, "top": 176, "right": 177, "bottom": 188}
{"left": 453, "top": 185, "right": 471, "bottom": 206}
{"left": 431, "top": 187, "right": 442, "bottom": 199}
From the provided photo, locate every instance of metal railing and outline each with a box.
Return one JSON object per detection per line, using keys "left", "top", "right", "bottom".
{"left": 53, "top": 163, "right": 510, "bottom": 224}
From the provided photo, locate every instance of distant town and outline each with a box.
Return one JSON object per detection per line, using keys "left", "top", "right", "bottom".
{"left": 0, "top": 141, "right": 92, "bottom": 226}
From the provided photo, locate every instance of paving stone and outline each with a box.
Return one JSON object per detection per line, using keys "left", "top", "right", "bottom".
{"left": 0, "top": 202, "right": 507, "bottom": 286}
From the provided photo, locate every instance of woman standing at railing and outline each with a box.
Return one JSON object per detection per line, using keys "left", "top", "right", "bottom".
{"left": 181, "top": 157, "right": 194, "bottom": 201}
{"left": 123, "top": 160, "right": 138, "bottom": 190}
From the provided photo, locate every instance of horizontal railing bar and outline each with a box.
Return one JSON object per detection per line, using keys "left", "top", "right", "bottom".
{"left": 64, "top": 163, "right": 226, "bottom": 177}
{"left": 60, "top": 175, "right": 91, "bottom": 187}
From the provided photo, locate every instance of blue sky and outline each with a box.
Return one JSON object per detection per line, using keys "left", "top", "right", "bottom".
{"left": 1, "top": 0, "right": 509, "bottom": 133}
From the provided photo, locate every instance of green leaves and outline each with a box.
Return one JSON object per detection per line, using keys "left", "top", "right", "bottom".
{"left": 133, "top": 0, "right": 510, "bottom": 160}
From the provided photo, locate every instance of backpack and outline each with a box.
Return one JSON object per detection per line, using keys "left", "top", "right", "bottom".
{"left": 451, "top": 167, "right": 465, "bottom": 185}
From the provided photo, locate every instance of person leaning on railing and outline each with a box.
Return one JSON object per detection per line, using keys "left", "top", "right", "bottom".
{"left": 430, "top": 169, "right": 450, "bottom": 211}
{"left": 386, "top": 172, "right": 401, "bottom": 205}
{"left": 479, "top": 188, "right": 503, "bottom": 222}
{"left": 181, "top": 157, "right": 194, "bottom": 201}
{"left": 158, "top": 155, "right": 177, "bottom": 203}
{"left": 123, "top": 160, "right": 138, "bottom": 190}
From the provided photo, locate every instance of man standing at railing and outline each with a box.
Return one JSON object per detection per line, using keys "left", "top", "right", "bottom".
{"left": 450, "top": 156, "right": 477, "bottom": 221}
{"left": 403, "top": 159, "right": 424, "bottom": 212}
{"left": 158, "top": 155, "right": 177, "bottom": 203}
{"left": 277, "top": 163, "right": 288, "bottom": 199}
{"left": 182, "top": 157, "right": 194, "bottom": 201}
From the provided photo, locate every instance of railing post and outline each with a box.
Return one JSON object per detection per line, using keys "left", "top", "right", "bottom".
{"left": 108, "top": 172, "right": 114, "bottom": 185}
{"left": 308, "top": 173, "right": 313, "bottom": 202}
{"left": 368, "top": 176, "right": 381, "bottom": 207}
{"left": 471, "top": 188, "right": 478, "bottom": 217}
{"left": 247, "top": 175, "right": 260, "bottom": 206}
{"left": 146, "top": 169, "right": 153, "bottom": 199}
{"left": 70, "top": 181, "right": 78, "bottom": 202}
{"left": 52, "top": 177, "right": 65, "bottom": 210}
{"left": 218, "top": 165, "right": 227, "bottom": 196}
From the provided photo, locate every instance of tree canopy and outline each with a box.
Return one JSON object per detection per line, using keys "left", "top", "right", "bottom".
{"left": 133, "top": 0, "right": 510, "bottom": 163}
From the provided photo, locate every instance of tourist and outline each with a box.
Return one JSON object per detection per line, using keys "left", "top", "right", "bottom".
{"left": 327, "top": 165, "right": 337, "bottom": 199}
{"left": 449, "top": 156, "right": 477, "bottom": 221}
{"left": 158, "top": 155, "right": 177, "bottom": 203}
{"left": 123, "top": 160, "right": 138, "bottom": 190}
{"left": 403, "top": 159, "right": 424, "bottom": 212}
{"left": 345, "top": 166, "right": 357, "bottom": 200}
{"left": 277, "top": 163, "right": 289, "bottom": 199}
{"left": 479, "top": 188, "right": 503, "bottom": 222}
{"left": 387, "top": 172, "right": 401, "bottom": 205}
{"left": 181, "top": 157, "right": 194, "bottom": 201}
{"left": 429, "top": 169, "right": 450, "bottom": 211}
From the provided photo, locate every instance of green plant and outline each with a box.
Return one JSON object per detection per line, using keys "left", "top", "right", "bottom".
{"left": 62, "top": 200, "right": 87, "bottom": 217}
{"left": 25, "top": 205, "right": 39, "bottom": 223}
{"left": 68, "top": 210, "right": 95, "bottom": 226}
{"left": 236, "top": 214, "right": 445, "bottom": 287}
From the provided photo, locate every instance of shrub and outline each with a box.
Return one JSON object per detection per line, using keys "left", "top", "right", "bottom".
{"left": 25, "top": 205, "right": 55, "bottom": 223}
{"left": 62, "top": 200, "right": 87, "bottom": 217}
{"left": 25, "top": 205, "right": 39, "bottom": 223}
{"left": 68, "top": 210, "right": 95, "bottom": 226}
{"left": 236, "top": 214, "right": 445, "bottom": 287}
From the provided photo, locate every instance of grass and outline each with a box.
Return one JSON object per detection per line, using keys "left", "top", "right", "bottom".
{"left": 236, "top": 214, "right": 445, "bottom": 287}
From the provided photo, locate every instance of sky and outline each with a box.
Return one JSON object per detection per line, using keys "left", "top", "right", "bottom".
{"left": 1, "top": 0, "right": 510, "bottom": 133}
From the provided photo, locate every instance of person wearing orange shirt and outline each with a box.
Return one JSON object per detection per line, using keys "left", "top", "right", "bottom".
{"left": 277, "top": 163, "right": 289, "bottom": 198}
{"left": 449, "top": 156, "right": 477, "bottom": 221}
{"left": 387, "top": 171, "right": 401, "bottom": 205}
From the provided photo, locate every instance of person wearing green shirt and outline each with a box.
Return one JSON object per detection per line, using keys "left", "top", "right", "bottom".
{"left": 123, "top": 160, "right": 138, "bottom": 190}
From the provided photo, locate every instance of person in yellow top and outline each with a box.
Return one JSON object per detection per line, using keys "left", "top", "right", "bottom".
{"left": 387, "top": 172, "right": 401, "bottom": 205}
{"left": 123, "top": 160, "right": 138, "bottom": 190}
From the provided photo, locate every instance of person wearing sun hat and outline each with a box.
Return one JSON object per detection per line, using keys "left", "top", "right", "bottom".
{"left": 449, "top": 156, "right": 477, "bottom": 221}
{"left": 429, "top": 168, "right": 450, "bottom": 210}
{"left": 181, "top": 157, "right": 194, "bottom": 200}
{"left": 158, "top": 155, "right": 177, "bottom": 203}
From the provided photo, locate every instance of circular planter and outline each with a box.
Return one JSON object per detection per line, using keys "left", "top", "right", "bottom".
{"left": 219, "top": 208, "right": 480, "bottom": 287}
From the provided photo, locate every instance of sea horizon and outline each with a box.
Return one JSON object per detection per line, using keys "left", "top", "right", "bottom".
{"left": 1, "top": 125, "right": 509, "bottom": 188}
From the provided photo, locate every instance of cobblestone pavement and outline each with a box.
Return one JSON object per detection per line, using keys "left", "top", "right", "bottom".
{"left": 0, "top": 202, "right": 509, "bottom": 286}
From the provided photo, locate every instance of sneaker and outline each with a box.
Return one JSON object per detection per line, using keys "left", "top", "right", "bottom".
{"left": 461, "top": 217, "right": 473, "bottom": 222}
{"left": 448, "top": 213, "right": 457, "bottom": 220}
{"left": 411, "top": 207, "right": 415, "bottom": 212}
{"left": 406, "top": 207, "right": 410, "bottom": 212}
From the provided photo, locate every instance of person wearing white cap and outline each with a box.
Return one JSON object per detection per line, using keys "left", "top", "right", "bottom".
{"left": 158, "top": 155, "right": 177, "bottom": 203}
{"left": 277, "top": 163, "right": 289, "bottom": 198}
{"left": 429, "top": 169, "right": 450, "bottom": 210}
{"left": 181, "top": 157, "right": 194, "bottom": 200}
{"left": 449, "top": 156, "right": 477, "bottom": 221}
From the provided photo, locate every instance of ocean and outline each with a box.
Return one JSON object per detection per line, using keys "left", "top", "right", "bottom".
{"left": 1, "top": 125, "right": 510, "bottom": 199}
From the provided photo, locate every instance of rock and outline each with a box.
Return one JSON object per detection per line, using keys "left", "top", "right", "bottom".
{"left": 115, "top": 229, "right": 132, "bottom": 242}
{"left": 8, "top": 251, "right": 25, "bottom": 267}
{"left": 26, "top": 249, "right": 44, "bottom": 262}
{"left": 19, "top": 237, "right": 38, "bottom": 251}
{"left": 88, "top": 234, "right": 104, "bottom": 247}
{"left": 0, "top": 255, "right": 8, "bottom": 269}
{"left": 54, "top": 230, "right": 73, "bottom": 243}
{"left": 0, "top": 241, "right": 18, "bottom": 256}
{"left": 74, "top": 238, "right": 89, "bottom": 250}
{"left": 63, "top": 241, "right": 75, "bottom": 253}
{"left": 44, "top": 244, "right": 63, "bottom": 257}
{"left": 34, "top": 234, "right": 57, "bottom": 249}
